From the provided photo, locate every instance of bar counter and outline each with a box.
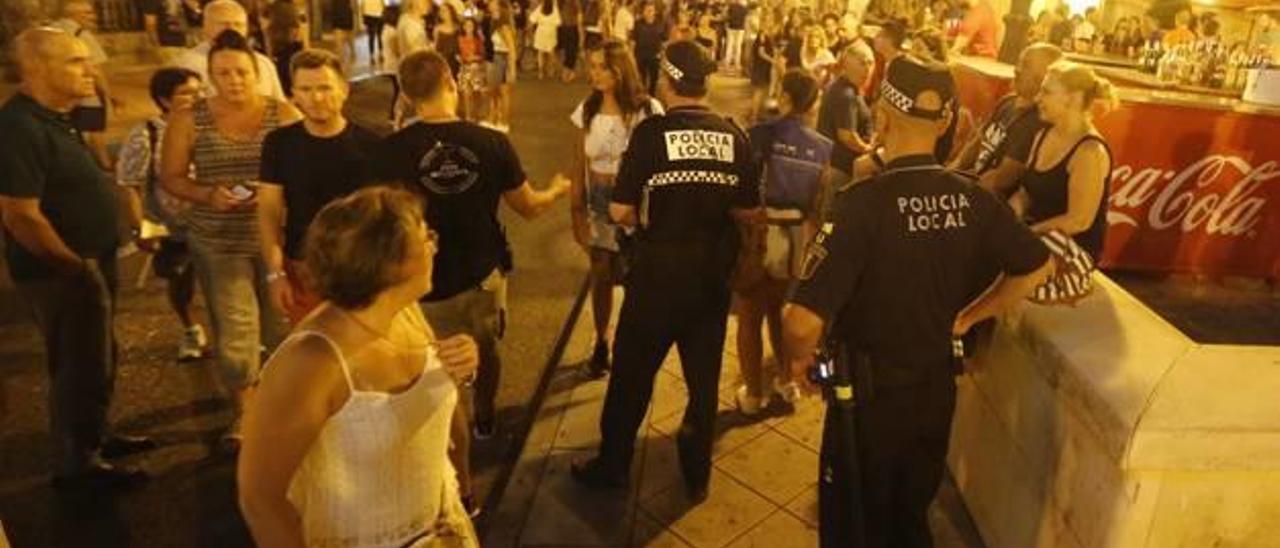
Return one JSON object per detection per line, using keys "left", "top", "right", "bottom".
{"left": 951, "top": 55, "right": 1280, "bottom": 280}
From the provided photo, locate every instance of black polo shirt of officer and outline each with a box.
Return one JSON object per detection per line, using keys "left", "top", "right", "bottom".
{"left": 786, "top": 57, "right": 1050, "bottom": 548}
{"left": 573, "top": 40, "right": 760, "bottom": 499}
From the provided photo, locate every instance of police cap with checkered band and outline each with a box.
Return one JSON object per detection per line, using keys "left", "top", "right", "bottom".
{"left": 879, "top": 56, "right": 956, "bottom": 121}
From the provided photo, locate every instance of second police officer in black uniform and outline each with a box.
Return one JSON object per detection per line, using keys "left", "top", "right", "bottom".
{"left": 782, "top": 57, "right": 1056, "bottom": 547}
{"left": 572, "top": 40, "right": 761, "bottom": 501}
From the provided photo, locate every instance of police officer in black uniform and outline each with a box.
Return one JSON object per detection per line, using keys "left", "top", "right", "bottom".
{"left": 781, "top": 57, "right": 1056, "bottom": 547}
{"left": 572, "top": 40, "right": 761, "bottom": 500}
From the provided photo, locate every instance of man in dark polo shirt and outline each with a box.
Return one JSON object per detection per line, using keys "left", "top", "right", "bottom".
{"left": 0, "top": 28, "right": 152, "bottom": 490}
{"left": 783, "top": 57, "right": 1054, "bottom": 547}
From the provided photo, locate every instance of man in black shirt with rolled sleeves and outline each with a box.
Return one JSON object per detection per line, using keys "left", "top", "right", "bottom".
{"left": 0, "top": 28, "right": 153, "bottom": 490}
{"left": 783, "top": 57, "right": 1054, "bottom": 547}
{"left": 950, "top": 43, "right": 1062, "bottom": 194}
{"left": 572, "top": 40, "right": 760, "bottom": 501}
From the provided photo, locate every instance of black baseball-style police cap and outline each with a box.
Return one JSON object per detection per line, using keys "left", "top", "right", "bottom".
{"left": 878, "top": 56, "right": 956, "bottom": 121}
{"left": 661, "top": 40, "right": 716, "bottom": 96}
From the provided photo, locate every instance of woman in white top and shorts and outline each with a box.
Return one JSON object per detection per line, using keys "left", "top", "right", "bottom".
{"left": 487, "top": 0, "right": 519, "bottom": 131}
{"left": 239, "top": 187, "right": 481, "bottom": 547}
{"left": 568, "top": 39, "right": 662, "bottom": 377}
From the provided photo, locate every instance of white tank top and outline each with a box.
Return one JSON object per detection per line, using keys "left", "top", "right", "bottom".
{"left": 279, "top": 330, "right": 462, "bottom": 548}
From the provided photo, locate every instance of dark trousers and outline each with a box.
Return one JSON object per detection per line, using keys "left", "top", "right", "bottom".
{"left": 820, "top": 376, "right": 956, "bottom": 548}
{"left": 16, "top": 253, "right": 119, "bottom": 475}
{"left": 637, "top": 55, "right": 659, "bottom": 96}
{"left": 363, "top": 15, "right": 383, "bottom": 55}
{"left": 597, "top": 268, "right": 730, "bottom": 488}
{"left": 559, "top": 25, "right": 581, "bottom": 69}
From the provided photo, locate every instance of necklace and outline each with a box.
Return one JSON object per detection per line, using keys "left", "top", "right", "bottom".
{"left": 338, "top": 308, "right": 418, "bottom": 390}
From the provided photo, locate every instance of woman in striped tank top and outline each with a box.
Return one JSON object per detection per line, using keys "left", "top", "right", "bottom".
{"left": 161, "top": 30, "right": 302, "bottom": 452}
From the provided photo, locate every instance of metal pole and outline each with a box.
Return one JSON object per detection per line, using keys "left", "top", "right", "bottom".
{"left": 998, "top": 0, "right": 1033, "bottom": 64}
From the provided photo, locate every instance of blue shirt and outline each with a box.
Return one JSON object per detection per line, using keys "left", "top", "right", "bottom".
{"left": 749, "top": 115, "right": 833, "bottom": 213}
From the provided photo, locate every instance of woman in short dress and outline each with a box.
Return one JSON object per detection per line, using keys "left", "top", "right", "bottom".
{"left": 568, "top": 40, "right": 662, "bottom": 377}
{"left": 457, "top": 16, "right": 488, "bottom": 122}
{"left": 529, "top": 0, "right": 561, "bottom": 79}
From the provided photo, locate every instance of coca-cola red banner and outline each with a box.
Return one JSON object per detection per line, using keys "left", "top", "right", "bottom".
{"left": 954, "top": 64, "right": 1280, "bottom": 279}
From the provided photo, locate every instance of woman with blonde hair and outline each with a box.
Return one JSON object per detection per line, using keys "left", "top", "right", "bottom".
{"left": 568, "top": 40, "right": 663, "bottom": 377}
{"left": 800, "top": 25, "right": 836, "bottom": 85}
{"left": 239, "top": 186, "right": 480, "bottom": 547}
{"left": 1012, "top": 61, "right": 1115, "bottom": 259}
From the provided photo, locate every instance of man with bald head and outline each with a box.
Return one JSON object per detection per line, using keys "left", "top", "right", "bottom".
{"left": 951, "top": 43, "right": 1063, "bottom": 194}
{"left": 171, "top": 0, "right": 285, "bottom": 98}
{"left": 782, "top": 56, "right": 1052, "bottom": 546}
{"left": 0, "top": 28, "right": 153, "bottom": 491}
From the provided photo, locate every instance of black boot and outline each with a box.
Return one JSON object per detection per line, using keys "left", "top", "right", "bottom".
{"left": 570, "top": 456, "right": 629, "bottom": 489}
{"left": 585, "top": 341, "right": 610, "bottom": 379}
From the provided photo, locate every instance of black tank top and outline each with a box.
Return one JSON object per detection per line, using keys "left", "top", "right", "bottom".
{"left": 1022, "top": 129, "right": 1112, "bottom": 259}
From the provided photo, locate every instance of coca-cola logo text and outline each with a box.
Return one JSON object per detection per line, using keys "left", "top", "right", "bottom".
{"left": 1108, "top": 156, "right": 1280, "bottom": 238}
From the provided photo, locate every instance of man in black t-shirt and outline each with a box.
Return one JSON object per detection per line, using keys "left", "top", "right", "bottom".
{"left": 572, "top": 40, "right": 760, "bottom": 501}
{"left": 950, "top": 43, "right": 1062, "bottom": 194}
{"left": 782, "top": 57, "right": 1053, "bottom": 547}
{"left": 379, "top": 52, "right": 569, "bottom": 489}
{"left": 631, "top": 2, "right": 669, "bottom": 95}
{"left": 259, "top": 50, "right": 379, "bottom": 323}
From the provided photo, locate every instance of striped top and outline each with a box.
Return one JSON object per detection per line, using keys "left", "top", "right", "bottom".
{"left": 187, "top": 98, "right": 282, "bottom": 255}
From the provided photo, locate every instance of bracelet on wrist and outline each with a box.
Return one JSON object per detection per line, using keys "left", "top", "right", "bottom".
{"left": 265, "top": 270, "right": 288, "bottom": 283}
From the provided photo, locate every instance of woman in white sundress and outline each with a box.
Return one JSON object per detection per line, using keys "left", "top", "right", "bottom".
{"left": 238, "top": 186, "right": 480, "bottom": 548}
{"left": 529, "top": 0, "right": 561, "bottom": 78}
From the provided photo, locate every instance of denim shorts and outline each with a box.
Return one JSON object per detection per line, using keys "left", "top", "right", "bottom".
{"left": 488, "top": 52, "right": 510, "bottom": 86}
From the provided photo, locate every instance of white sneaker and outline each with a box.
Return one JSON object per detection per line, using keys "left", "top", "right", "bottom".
{"left": 773, "top": 379, "right": 803, "bottom": 404}
{"left": 178, "top": 325, "right": 206, "bottom": 361}
{"left": 735, "top": 385, "right": 770, "bottom": 417}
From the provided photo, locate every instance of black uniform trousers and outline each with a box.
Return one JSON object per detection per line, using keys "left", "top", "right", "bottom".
{"left": 597, "top": 245, "right": 732, "bottom": 488}
{"left": 820, "top": 374, "right": 956, "bottom": 548}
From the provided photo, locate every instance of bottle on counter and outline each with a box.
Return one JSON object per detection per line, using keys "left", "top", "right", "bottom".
{"left": 1226, "top": 46, "right": 1246, "bottom": 90}
{"left": 1209, "top": 44, "right": 1227, "bottom": 89}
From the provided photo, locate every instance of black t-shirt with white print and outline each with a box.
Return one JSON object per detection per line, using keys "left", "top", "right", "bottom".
{"left": 378, "top": 121, "right": 526, "bottom": 301}
{"left": 972, "top": 94, "right": 1045, "bottom": 175}
{"left": 790, "top": 154, "right": 1047, "bottom": 384}
{"left": 613, "top": 104, "right": 760, "bottom": 281}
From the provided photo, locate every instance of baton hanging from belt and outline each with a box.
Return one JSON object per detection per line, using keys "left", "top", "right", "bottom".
{"left": 818, "top": 343, "right": 867, "bottom": 547}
